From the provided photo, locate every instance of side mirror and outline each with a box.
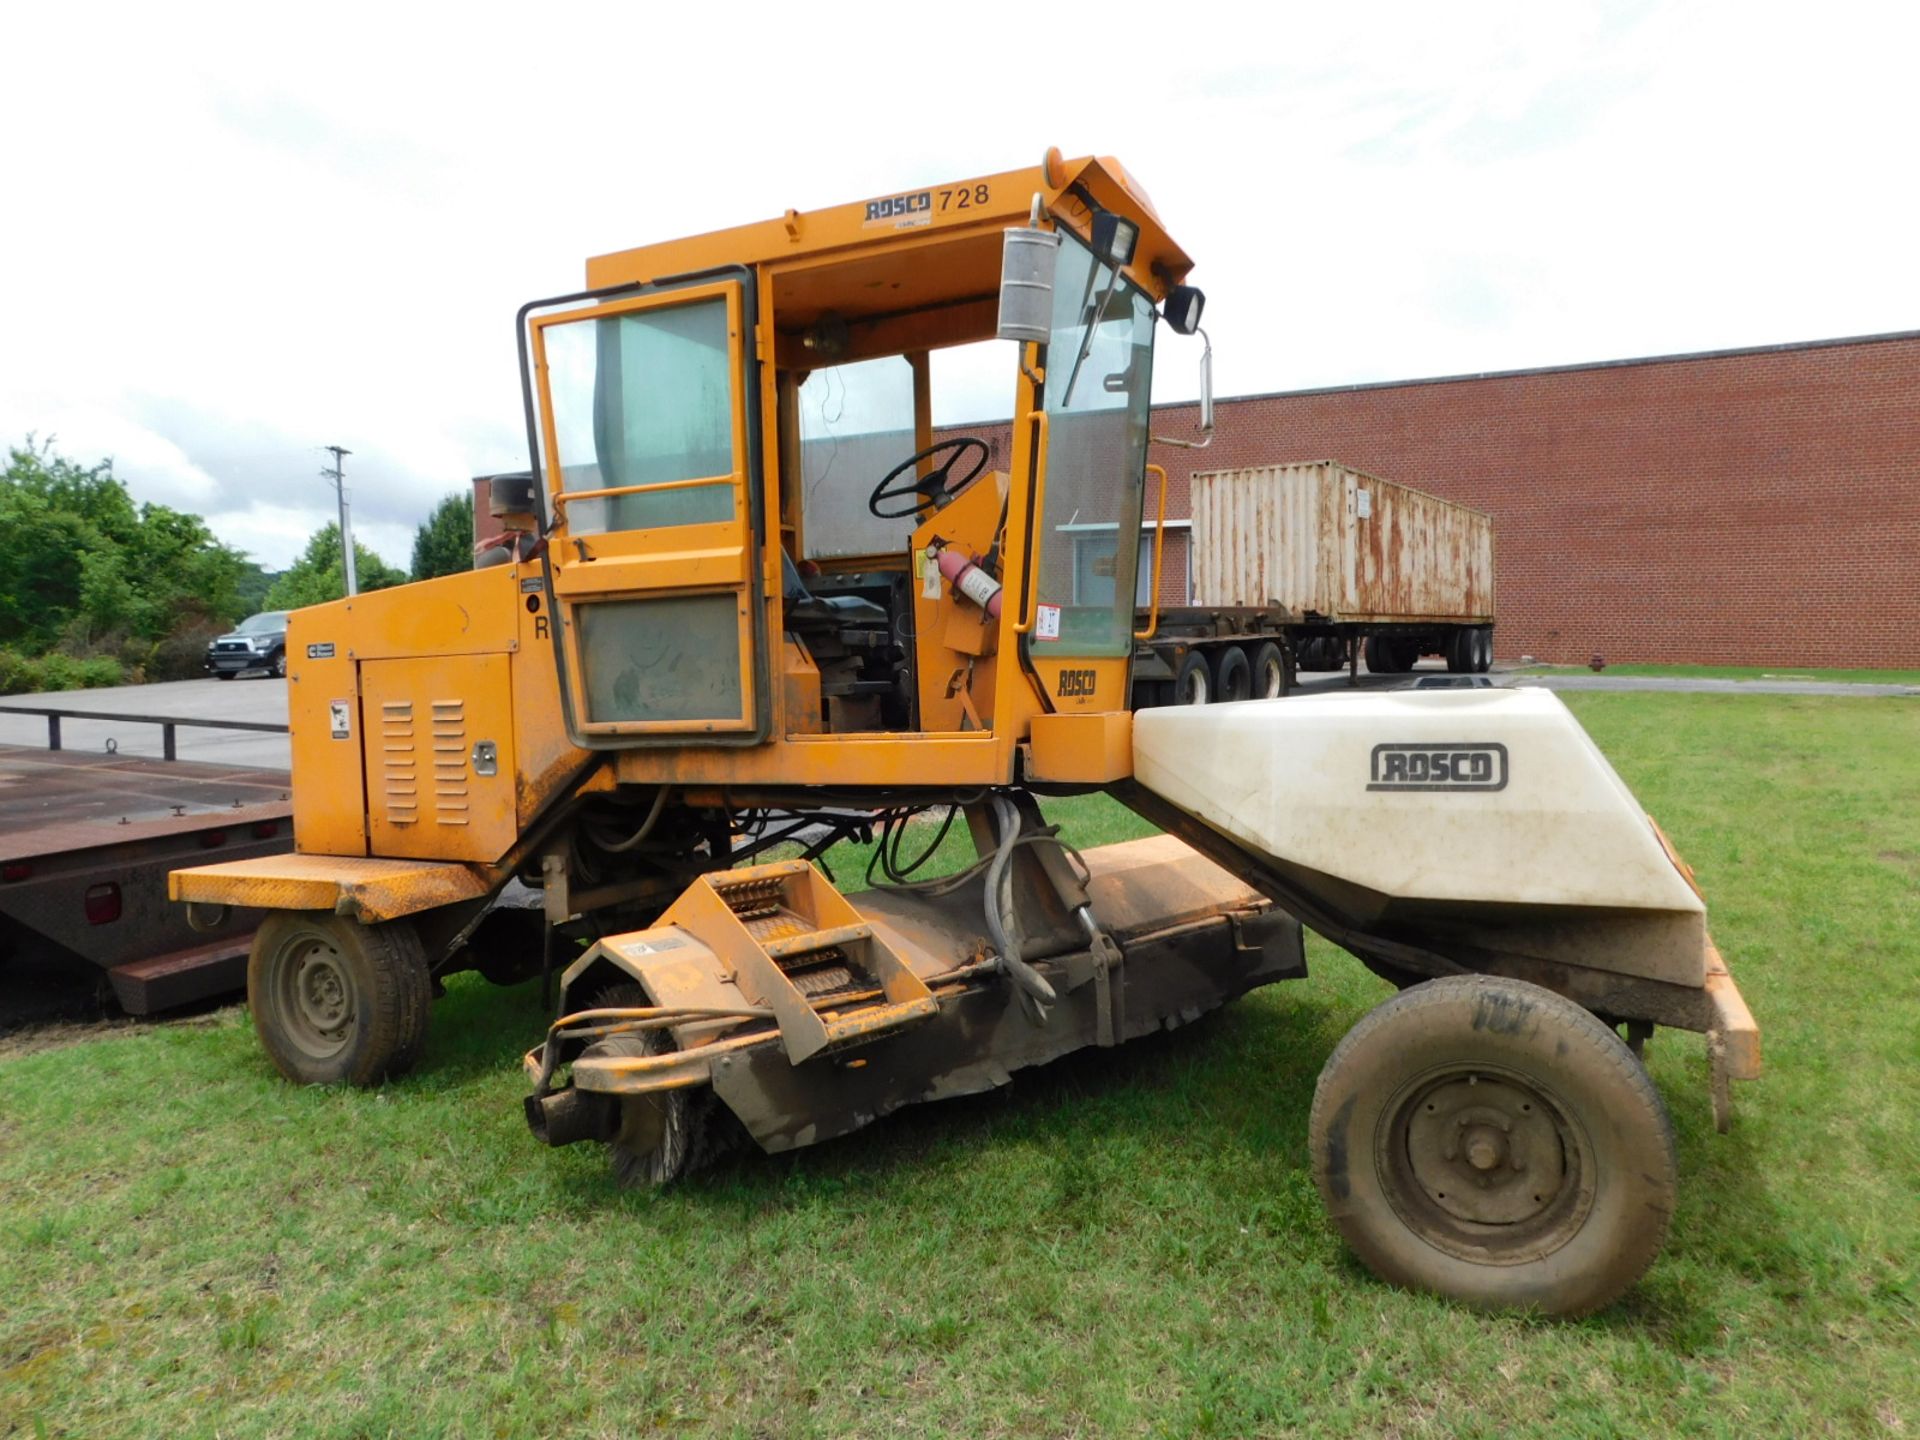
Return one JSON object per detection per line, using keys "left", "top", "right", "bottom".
{"left": 997, "top": 218, "right": 1060, "bottom": 345}
{"left": 1198, "top": 337, "right": 1214, "bottom": 433}
{"left": 1150, "top": 325, "right": 1215, "bottom": 451}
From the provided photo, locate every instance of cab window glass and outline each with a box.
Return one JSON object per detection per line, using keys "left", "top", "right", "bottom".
{"left": 545, "top": 297, "right": 735, "bottom": 534}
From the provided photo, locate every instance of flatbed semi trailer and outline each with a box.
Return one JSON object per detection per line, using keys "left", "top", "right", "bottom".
{"left": 1131, "top": 460, "right": 1495, "bottom": 704}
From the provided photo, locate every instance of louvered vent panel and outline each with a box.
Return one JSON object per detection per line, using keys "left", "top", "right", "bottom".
{"left": 430, "top": 698, "right": 469, "bottom": 828}
{"left": 381, "top": 699, "right": 418, "bottom": 825}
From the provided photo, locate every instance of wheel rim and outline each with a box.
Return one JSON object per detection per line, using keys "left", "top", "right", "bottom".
{"left": 270, "top": 935, "right": 355, "bottom": 1061}
{"left": 1179, "top": 665, "right": 1209, "bottom": 705}
{"left": 1378, "top": 1064, "right": 1595, "bottom": 1264}
{"left": 1257, "top": 655, "right": 1285, "bottom": 698}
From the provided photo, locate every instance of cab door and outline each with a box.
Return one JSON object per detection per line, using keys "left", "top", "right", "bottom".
{"left": 527, "top": 276, "right": 766, "bottom": 747}
{"left": 1021, "top": 235, "right": 1158, "bottom": 713}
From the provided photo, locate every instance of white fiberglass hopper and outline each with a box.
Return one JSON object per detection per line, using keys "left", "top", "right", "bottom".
{"left": 1132, "top": 688, "right": 1708, "bottom": 991}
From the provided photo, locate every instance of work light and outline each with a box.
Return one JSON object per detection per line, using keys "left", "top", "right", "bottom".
{"left": 1090, "top": 210, "right": 1138, "bottom": 267}
{"left": 1163, "top": 285, "right": 1205, "bottom": 336}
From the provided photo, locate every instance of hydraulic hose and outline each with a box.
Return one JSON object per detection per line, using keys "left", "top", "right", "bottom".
{"left": 592, "top": 785, "right": 671, "bottom": 853}
{"left": 983, "top": 794, "right": 1058, "bottom": 1017}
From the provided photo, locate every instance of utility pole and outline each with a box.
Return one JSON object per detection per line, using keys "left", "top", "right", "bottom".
{"left": 321, "top": 445, "right": 357, "bottom": 596}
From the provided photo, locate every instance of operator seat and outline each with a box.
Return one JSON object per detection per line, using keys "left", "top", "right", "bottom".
{"left": 781, "top": 549, "right": 888, "bottom": 632}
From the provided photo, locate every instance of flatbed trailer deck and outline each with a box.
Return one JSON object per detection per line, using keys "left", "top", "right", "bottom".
{"left": 0, "top": 742, "right": 293, "bottom": 1013}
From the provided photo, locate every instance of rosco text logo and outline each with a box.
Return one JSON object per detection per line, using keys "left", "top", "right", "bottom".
{"left": 1368, "top": 742, "right": 1508, "bottom": 792}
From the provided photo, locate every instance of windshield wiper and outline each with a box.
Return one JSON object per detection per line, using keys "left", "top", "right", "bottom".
{"left": 1059, "top": 259, "right": 1120, "bottom": 409}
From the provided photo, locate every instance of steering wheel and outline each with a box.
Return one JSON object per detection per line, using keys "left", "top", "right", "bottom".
{"left": 867, "top": 437, "right": 990, "bottom": 520}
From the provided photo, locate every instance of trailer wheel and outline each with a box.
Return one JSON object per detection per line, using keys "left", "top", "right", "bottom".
{"left": 1249, "top": 641, "right": 1289, "bottom": 699}
{"left": 1212, "top": 645, "right": 1251, "bottom": 702}
{"left": 1446, "top": 630, "right": 1473, "bottom": 673}
{"left": 248, "top": 912, "right": 431, "bottom": 1087}
{"left": 1174, "top": 651, "right": 1211, "bottom": 705}
{"left": 1473, "top": 628, "right": 1494, "bottom": 673}
{"left": 1309, "top": 975, "right": 1676, "bottom": 1316}
{"left": 1364, "top": 636, "right": 1411, "bottom": 674}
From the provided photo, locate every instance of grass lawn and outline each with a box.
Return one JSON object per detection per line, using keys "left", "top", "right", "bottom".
{"left": 3, "top": 693, "right": 1917, "bottom": 1438}
{"left": 1512, "top": 661, "right": 1920, "bottom": 686}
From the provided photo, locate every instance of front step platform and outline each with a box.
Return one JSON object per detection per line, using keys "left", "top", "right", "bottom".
{"left": 662, "top": 860, "right": 937, "bottom": 1064}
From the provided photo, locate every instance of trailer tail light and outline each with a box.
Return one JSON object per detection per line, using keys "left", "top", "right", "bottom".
{"left": 1, "top": 862, "right": 29, "bottom": 883}
{"left": 251, "top": 820, "right": 278, "bottom": 839}
{"left": 85, "top": 883, "right": 122, "bottom": 925}
{"left": 198, "top": 829, "right": 228, "bottom": 849}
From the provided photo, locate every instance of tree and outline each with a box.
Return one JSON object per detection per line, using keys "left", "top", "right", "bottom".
{"left": 0, "top": 437, "right": 247, "bottom": 652}
{"left": 264, "top": 524, "right": 408, "bottom": 610}
{"left": 234, "top": 561, "right": 280, "bottom": 614}
{"left": 411, "top": 490, "right": 474, "bottom": 581}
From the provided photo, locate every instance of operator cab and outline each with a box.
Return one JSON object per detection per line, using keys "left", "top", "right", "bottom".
{"left": 517, "top": 150, "right": 1207, "bottom": 782}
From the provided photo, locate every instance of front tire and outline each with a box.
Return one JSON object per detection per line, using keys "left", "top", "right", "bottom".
{"left": 270, "top": 649, "right": 287, "bottom": 679}
{"left": 248, "top": 913, "right": 431, "bottom": 1086}
{"left": 1309, "top": 975, "right": 1676, "bottom": 1316}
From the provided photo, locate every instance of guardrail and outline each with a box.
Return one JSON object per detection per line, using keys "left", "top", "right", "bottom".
{"left": 0, "top": 705, "right": 289, "bottom": 762}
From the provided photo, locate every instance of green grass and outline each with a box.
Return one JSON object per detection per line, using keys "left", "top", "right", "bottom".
{"left": 4, "top": 694, "right": 1918, "bottom": 1437}
{"left": 1514, "top": 661, "right": 1920, "bottom": 685}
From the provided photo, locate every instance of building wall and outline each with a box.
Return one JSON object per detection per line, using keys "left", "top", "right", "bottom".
{"left": 1133, "top": 330, "right": 1920, "bottom": 668}
{"left": 522, "top": 331, "right": 1919, "bottom": 670}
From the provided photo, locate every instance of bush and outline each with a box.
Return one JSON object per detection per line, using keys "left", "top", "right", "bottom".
{"left": 0, "top": 648, "right": 125, "bottom": 695}
{"left": 146, "top": 618, "right": 227, "bottom": 682}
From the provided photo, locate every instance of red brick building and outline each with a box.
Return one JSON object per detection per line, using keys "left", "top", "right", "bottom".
{"left": 1119, "top": 329, "right": 1920, "bottom": 669}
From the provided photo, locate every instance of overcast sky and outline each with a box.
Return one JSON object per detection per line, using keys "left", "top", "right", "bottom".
{"left": 3, "top": 1, "right": 1914, "bottom": 571}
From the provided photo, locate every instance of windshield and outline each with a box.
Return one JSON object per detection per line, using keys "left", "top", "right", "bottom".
{"left": 237, "top": 612, "right": 288, "bottom": 634}
{"left": 1030, "top": 231, "right": 1156, "bottom": 658}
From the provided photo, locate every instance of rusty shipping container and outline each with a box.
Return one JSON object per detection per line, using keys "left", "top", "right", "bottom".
{"left": 1190, "top": 461, "right": 1494, "bottom": 624}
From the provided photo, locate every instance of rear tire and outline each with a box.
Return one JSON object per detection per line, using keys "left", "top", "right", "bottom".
{"left": 249, "top": 913, "right": 431, "bottom": 1086}
{"left": 1474, "top": 628, "right": 1494, "bottom": 673}
{"left": 1309, "top": 975, "right": 1676, "bottom": 1316}
{"left": 1174, "top": 651, "right": 1211, "bottom": 705}
{"left": 1212, "top": 645, "right": 1251, "bottom": 703}
{"left": 1249, "top": 641, "right": 1289, "bottom": 699}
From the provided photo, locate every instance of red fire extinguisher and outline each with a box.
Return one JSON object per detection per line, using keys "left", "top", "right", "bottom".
{"left": 932, "top": 543, "right": 1002, "bottom": 620}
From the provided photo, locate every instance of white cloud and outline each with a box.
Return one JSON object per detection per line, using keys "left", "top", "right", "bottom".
{"left": 2, "top": 0, "right": 1915, "bottom": 565}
